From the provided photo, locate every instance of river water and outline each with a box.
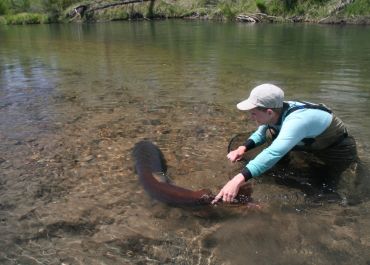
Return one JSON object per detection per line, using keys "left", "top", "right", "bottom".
{"left": 1, "top": 21, "right": 370, "bottom": 265}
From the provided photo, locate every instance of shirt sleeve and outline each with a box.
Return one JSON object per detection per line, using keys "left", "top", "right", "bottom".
{"left": 248, "top": 125, "right": 269, "bottom": 146}
{"left": 245, "top": 115, "right": 310, "bottom": 177}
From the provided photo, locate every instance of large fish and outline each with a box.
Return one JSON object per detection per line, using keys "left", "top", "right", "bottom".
{"left": 132, "top": 140, "right": 252, "bottom": 207}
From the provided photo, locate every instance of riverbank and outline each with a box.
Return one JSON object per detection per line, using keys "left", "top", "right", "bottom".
{"left": 1, "top": 0, "right": 370, "bottom": 25}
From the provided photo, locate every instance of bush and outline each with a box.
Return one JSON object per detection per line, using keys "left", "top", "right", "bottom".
{"left": 267, "top": 0, "right": 300, "bottom": 15}
{"left": 267, "top": 0, "right": 284, "bottom": 15}
{"left": 283, "top": 0, "right": 297, "bottom": 10}
{"left": 0, "top": 0, "right": 10, "bottom": 15}
{"left": 0, "top": 16, "right": 7, "bottom": 24}
{"left": 345, "top": 0, "right": 370, "bottom": 15}
{"left": 5, "top": 12, "right": 49, "bottom": 24}
{"left": 216, "top": 1, "right": 237, "bottom": 20}
{"left": 256, "top": 0, "right": 267, "bottom": 13}
{"left": 96, "top": 8, "right": 129, "bottom": 21}
{"left": 8, "top": 0, "right": 30, "bottom": 13}
{"left": 42, "top": 0, "right": 81, "bottom": 20}
{"left": 154, "top": 1, "right": 188, "bottom": 18}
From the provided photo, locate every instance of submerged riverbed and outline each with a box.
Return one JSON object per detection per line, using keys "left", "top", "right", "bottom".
{"left": 1, "top": 21, "right": 370, "bottom": 264}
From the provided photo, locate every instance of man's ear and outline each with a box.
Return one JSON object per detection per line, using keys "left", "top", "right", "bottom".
{"left": 266, "top": 108, "right": 274, "bottom": 117}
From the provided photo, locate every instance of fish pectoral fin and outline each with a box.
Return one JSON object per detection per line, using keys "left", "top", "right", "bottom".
{"left": 152, "top": 172, "right": 173, "bottom": 184}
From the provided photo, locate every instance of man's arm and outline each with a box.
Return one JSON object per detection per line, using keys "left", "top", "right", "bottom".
{"left": 245, "top": 116, "right": 309, "bottom": 177}
{"left": 227, "top": 126, "right": 267, "bottom": 162}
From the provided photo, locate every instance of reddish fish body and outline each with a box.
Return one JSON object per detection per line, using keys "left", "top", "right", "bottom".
{"left": 133, "top": 141, "right": 214, "bottom": 206}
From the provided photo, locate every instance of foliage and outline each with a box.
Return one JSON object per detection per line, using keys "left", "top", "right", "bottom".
{"left": 41, "top": 0, "right": 81, "bottom": 18}
{"left": 255, "top": 0, "right": 267, "bottom": 13}
{"left": 77, "top": 0, "right": 370, "bottom": 20}
{"left": 264, "top": 0, "right": 338, "bottom": 16}
{"left": 0, "top": 0, "right": 10, "bottom": 15}
{"left": 154, "top": 0, "right": 189, "bottom": 17}
{"left": 0, "top": 15, "right": 7, "bottom": 24}
{"left": 4, "top": 12, "right": 49, "bottom": 24}
{"left": 211, "top": 0, "right": 256, "bottom": 20}
{"left": 0, "top": 0, "right": 369, "bottom": 24}
{"left": 265, "top": 0, "right": 299, "bottom": 15}
{"left": 345, "top": 0, "right": 370, "bottom": 15}
{"left": 9, "top": 0, "right": 31, "bottom": 13}
{"left": 94, "top": 7, "right": 129, "bottom": 21}
{"left": 266, "top": 0, "right": 285, "bottom": 15}
{"left": 217, "top": 1, "right": 238, "bottom": 19}
{"left": 283, "top": 0, "right": 298, "bottom": 10}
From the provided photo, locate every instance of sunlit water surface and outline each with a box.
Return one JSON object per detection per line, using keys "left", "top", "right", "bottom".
{"left": 1, "top": 21, "right": 370, "bottom": 264}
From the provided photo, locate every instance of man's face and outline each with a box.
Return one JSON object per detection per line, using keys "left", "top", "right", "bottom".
{"left": 248, "top": 108, "right": 273, "bottom": 125}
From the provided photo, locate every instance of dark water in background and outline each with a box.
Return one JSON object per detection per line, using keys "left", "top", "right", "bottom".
{"left": 1, "top": 21, "right": 370, "bottom": 264}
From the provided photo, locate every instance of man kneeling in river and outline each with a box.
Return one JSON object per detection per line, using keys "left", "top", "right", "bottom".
{"left": 212, "top": 83, "right": 357, "bottom": 204}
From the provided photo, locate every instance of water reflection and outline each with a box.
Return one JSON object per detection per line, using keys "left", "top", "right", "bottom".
{"left": 0, "top": 21, "right": 370, "bottom": 265}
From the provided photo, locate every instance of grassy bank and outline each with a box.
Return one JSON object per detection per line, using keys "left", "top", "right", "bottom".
{"left": 1, "top": 0, "right": 370, "bottom": 25}
{"left": 0, "top": 13, "right": 50, "bottom": 25}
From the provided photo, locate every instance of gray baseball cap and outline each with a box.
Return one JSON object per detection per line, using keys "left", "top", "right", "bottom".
{"left": 237, "top": 84, "right": 284, "bottom": 111}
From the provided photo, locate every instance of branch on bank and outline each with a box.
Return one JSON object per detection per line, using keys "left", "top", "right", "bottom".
{"left": 328, "top": 0, "right": 354, "bottom": 15}
{"left": 67, "top": 0, "right": 153, "bottom": 19}
{"left": 67, "top": 5, "right": 89, "bottom": 19}
{"left": 236, "top": 13, "right": 287, "bottom": 23}
{"left": 318, "top": 0, "right": 355, "bottom": 24}
{"left": 88, "top": 0, "right": 153, "bottom": 13}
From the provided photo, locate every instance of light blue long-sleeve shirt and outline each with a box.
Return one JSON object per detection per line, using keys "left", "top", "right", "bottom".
{"left": 245, "top": 101, "right": 333, "bottom": 178}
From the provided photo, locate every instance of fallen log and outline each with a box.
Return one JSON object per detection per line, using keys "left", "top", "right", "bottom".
{"left": 67, "top": 0, "right": 153, "bottom": 19}
{"left": 236, "top": 13, "right": 286, "bottom": 23}
{"left": 88, "top": 0, "right": 153, "bottom": 13}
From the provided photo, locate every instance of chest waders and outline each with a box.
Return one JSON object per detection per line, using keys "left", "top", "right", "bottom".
{"left": 276, "top": 102, "right": 358, "bottom": 190}
{"left": 268, "top": 102, "right": 359, "bottom": 201}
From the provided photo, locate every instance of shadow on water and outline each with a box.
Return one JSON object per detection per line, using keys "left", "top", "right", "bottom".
{"left": 202, "top": 204, "right": 370, "bottom": 265}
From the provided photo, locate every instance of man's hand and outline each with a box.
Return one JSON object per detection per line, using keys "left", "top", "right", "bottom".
{"left": 211, "top": 173, "right": 246, "bottom": 204}
{"left": 227, "top": 146, "right": 246, "bottom": 162}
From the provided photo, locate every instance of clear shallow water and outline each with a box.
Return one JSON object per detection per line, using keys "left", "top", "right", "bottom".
{"left": 0, "top": 21, "right": 370, "bottom": 264}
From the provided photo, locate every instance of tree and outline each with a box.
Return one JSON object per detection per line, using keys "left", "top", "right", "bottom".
{"left": 0, "top": 0, "right": 10, "bottom": 15}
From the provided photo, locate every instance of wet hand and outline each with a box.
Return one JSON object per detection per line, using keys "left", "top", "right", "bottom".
{"left": 226, "top": 146, "right": 246, "bottom": 162}
{"left": 211, "top": 173, "right": 245, "bottom": 204}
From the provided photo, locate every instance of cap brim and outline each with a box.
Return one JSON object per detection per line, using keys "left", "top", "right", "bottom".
{"left": 236, "top": 99, "right": 257, "bottom": 111}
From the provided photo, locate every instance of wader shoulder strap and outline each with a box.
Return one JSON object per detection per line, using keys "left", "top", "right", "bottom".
{"left": 283, "top": 101, "right": 333, "bottom": 146}
{"left": 285, "top": 101, "right": 332, "bottom": 118}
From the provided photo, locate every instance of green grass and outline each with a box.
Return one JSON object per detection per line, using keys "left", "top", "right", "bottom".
{"left": 87, "top": 0, "right": 370, "bottom": 21}
{"left": 345, "top": 0, "right": 370, "bottom": 16}
{"left": 1, "top": 0, "right": 369, "bottom": 24}
{"left": 94, "top": 8, "right": 129, "bottom": 21}
{"left": 256, "top": 0, "right": 267, "bottom": 13}
{"left": 0, "top": 16, "right": 7, "bottom": 25}
{"left": 153, "top": 0, "right": 190, "bottom": 18}
{"left": 4, "top": 12, "right": 50, "bottom": 25}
